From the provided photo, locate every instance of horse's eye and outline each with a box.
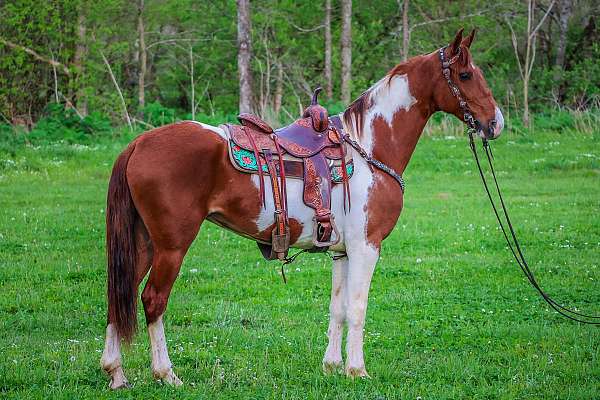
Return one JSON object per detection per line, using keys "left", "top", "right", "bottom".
{"left": 459, "top": 72, "right": 472, "bottom": 81}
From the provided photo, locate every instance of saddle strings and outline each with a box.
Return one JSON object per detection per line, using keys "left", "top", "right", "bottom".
{"left": 467, "top": 130, "right": 600, "bottom": 324}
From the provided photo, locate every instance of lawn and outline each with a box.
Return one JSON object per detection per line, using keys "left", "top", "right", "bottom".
{"left": 0, "top": 129, "right": 598, "bottom": 399}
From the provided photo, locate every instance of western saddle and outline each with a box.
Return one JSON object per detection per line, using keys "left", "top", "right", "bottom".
{"left": 223, "top": 88, "right": 353, "bottom": 261}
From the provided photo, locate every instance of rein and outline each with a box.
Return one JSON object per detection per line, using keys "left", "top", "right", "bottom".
{"left": 440, "top": 46, "right": 600, "bottom": 325}
{"left": 342, "top": 133, "right": 406, "bottom": 192}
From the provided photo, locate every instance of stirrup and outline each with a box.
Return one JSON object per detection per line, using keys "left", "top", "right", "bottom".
{"left": 271, "top": 226, "right": 290, "bottom": 260}
{"left": 312, "top": 215, "right": 340, "bottom": 247}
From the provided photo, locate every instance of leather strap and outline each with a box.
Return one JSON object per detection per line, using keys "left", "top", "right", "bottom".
{"left": 272, "top": 136, "right": 288, "bottom": 219}
{"left": 243, "top": 127, "right": 266, "bottom": 207}
{"left": 264, "top": 149, "right": 288, "bottom": 258}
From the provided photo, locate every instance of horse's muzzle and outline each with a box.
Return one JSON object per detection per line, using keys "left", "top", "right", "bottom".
{"left": 478, "top": 107, "right": 504, "bottom": 140}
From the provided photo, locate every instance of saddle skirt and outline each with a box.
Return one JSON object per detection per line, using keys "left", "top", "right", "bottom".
{"left": 221, "top": 93, "right": 354, "bottom": 261}
{"left": 226, "top": 116, "right": 354, "bottom": 183}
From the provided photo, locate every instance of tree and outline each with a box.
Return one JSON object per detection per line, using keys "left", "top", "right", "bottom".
{"left": 237, "top": 0, "right": 253, "bottom": 113}
{"left": 324, "top": 0, "right": 333, "bottom": 99}
{"left": 340, "top": 0, "right": 352, "bottom": 104}
{"left": 555, "top": 0, "right": 572, "bottom": 70}
{"left": 554, "top": 0, "right": 573, "bottom": 101}
{"left": 402, "top": 0, "right": 410, "bottom": 61}
{"left": 137, "top": 0, "right": 147, "bottom": 115}
{"left": 74, "top": 8, "right": 88, "bottom": 116}
{"left": 506, "top": 0, "right": 556, "bottom": 127}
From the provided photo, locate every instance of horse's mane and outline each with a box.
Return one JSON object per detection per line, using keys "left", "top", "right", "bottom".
{"left": 342, "top": 90, "right": 372, "bottom": 138}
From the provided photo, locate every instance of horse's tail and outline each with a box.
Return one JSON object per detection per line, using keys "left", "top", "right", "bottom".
{"left": 106, "top": 142, "right": 138, "bottom": 343}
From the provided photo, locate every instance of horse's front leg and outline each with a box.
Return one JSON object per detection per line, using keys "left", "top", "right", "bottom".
{"left": 322, "top": 256, "right": 348, "bottom": 374}
{"left": 345, "top": 244, "right": 378, "bottom": 378}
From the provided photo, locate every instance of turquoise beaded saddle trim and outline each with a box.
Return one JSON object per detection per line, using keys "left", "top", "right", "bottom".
{"left": 230, "top": 142, "right": 353, "bottom": 183}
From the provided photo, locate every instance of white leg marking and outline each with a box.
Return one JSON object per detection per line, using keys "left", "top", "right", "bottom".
{"left": 100, "top": 324, "right": 129, "bottom": 389}
{"left": 345, "top": 244, "right": 379, "bottom": 378}
{"left": 323, "top": 256, "right": 348, "bottom": 373}
{"left": 148, "top": 315, "right": 183, "bottom": 386}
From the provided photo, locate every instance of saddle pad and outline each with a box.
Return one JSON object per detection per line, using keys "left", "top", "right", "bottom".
{"left": 228, "top": 142, "right": 354, "bottom": 184}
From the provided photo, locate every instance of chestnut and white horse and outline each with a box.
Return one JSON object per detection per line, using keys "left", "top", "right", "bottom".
{"left": 101, "top": 29, "right": 503, "bottom": 388}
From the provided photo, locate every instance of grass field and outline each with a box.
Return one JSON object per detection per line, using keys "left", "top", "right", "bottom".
{"left": 0, "top": 129, "right": 598, "bottom": 399}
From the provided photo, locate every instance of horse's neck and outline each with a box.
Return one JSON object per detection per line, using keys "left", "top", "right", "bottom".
{"left": 347, "top": 58, "right": 435, "bottom": 176}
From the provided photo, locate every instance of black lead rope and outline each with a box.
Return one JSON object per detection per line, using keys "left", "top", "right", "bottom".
{"left": 468, "top": 131, "right": 600, "bottom": 324}
{"left": 279, "top": 249, "right": 347, "bottom": 284}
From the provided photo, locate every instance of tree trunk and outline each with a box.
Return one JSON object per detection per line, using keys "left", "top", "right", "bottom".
{"left": 137, "top": 0, "right": 146, "bottom": 115}
{"left": 340, "top": 0, "right": 352, "bottom": 104}
{"left": 402, "top": 0, "right": 410, "bottom": 61}
{"left": 189, "top": 46, "right": 195, "bottom": 120}
{"left": 74, "top": 11, "right": 87, "bottom": 116}
{"left": 554, "top": 0, "right": 572, "bottom": 101}
{"left": 324, "top": 0, "right": 333, "bottom": 99}
{"left": 237, "top": 0, "right": 253, "bottom": 113}
{"left": 523, "top": 0, "right": 533, "bottom": 127}
{"left": 274, "top": 62, "right": 283, "bottom": 116}
{"left": 555, "top": 0, "right": 572, "bottom": 69}
{"left": 523, "top": 76, "right": 530, "bottom": 127}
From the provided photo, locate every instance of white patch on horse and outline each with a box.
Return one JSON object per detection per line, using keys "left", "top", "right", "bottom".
{"left": 494, "top": 106, "right": 504, "bottom": 138}
{"left": 323, "top": 256, "right": 348, "bottom": 373}
{"left": 148, "top": 316, "right": 182, "bottom": 386}
{"left": 252, "top": 149, "right": 375, "bottom": 252}
{"left": 189, "top": 121, "right": 228, "bottom": 141}
{"left": 344, "top": 242, "right": 378, "bottom": 376}
{"left": 100, "top": 324, "right": 129, "bottom": 389}
{"left": 252, "top": 176, "right": 320, "bottom": 248}
{"left": 368, "top": 74, "right": 416, "bottom": 127}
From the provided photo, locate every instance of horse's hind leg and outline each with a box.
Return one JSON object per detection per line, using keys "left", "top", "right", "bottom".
{"left": 142, "top": 247, "right": 189, "bottom": 386}
{"left": 101, "top": 219, "right": 153, "bottom": 389}
{"left": 100, "top": 324, "right": 129, "bottom": 389}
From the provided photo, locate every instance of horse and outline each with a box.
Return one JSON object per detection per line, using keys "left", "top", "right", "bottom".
{"left": 100, "top": 28, "right": 504, "bottom": 388}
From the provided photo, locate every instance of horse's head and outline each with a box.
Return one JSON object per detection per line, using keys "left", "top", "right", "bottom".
{"left": 433, "top": 29, "right": 504, "bottom": 140}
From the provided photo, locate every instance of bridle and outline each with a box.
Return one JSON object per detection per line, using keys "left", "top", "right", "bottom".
{"left": 439, "top": 46, "right": 600, "bottom": 325}
{"left": 439, "top": 46, "right": 497, "bottom": 141}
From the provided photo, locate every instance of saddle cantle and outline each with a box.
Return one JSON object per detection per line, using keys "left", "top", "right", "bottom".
{"left": 222, "top": 87, "right": 353, "bottom": 260}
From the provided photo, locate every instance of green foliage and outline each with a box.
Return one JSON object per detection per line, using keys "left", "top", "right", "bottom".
{"left": 0, "top": 0, "right": 599, "bottom": 136}
{"left": 25, "top": 103, "right": 112, "bottom": 144}
{"left": 142, "top": 102, "right": 178, "bottom": 127}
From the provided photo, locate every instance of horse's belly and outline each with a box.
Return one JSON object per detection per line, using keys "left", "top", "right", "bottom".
{"left": 251, "top": 164, "right": 371, "bottom": 252}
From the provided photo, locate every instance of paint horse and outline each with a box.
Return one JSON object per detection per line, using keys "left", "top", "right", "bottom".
{"left": 101, "top": 29, "right": 504, "bottom": 388}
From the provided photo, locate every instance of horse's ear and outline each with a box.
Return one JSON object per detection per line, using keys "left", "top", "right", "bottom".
{"left": 450, "top": 28, "right": 464, "bottom": 55}
{"left": 462, "top": 29, "right": 476, "bottom": 49}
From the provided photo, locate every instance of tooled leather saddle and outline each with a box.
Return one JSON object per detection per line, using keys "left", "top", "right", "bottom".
{"left": 222, "top": 88, "right": 353, "bottom": 260}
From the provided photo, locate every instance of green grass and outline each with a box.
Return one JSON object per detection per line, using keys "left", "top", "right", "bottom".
{"left": 0, "top": 129, "right": 599, "bottom": 399}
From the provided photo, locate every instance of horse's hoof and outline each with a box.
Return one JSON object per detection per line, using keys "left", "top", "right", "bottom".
{"left": 155, "top": 369, "right": 183, "bottom": 386}
{"left": 345, "top": 366, "right": 371, "bottom": 379}
{"left": 164, "top": 372, "right": 183, "bottom": 386}
{"left": 109, "top": 378, "right": 131, "bottom": 390}
{"left": 106, "top": 367, "right": 131, "bottom": 390}
{"left": 322, "top": 360, "right": 344, "bottom": 375}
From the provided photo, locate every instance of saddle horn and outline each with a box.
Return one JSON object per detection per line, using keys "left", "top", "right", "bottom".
{"left": 303, "top": 86, "right": 329, "bottom": 132}
{"left": 311, "top": 87, "right": 323, "bottom": 106}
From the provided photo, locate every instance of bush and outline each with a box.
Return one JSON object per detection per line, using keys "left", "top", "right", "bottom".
{"left": 26, "top": 103, "right": 112, "bottom": 144}
{"left": 141, "top": 102, "right": 177, "bottom": 127}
